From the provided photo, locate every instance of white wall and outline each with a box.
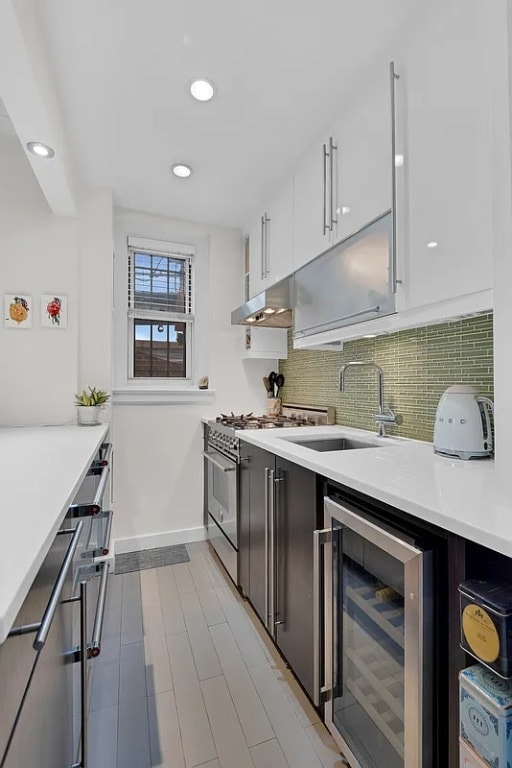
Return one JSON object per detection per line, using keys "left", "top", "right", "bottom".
{"left": 77, "top": 187, "right": 113, "bottom": 392}
{"left": 0, "top": 132, "right": 78, "bottom": 425}
{"left": 492, "top": 0, "right": 512, "bottom": 481}
{"left": 112, "top": 208, "right": 272, "bottom": 552}
{"left": 0, "top": 129, "right": 114, "bottom": 426}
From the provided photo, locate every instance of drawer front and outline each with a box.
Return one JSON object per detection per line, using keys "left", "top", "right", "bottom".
{"left": 0, "top": 530, "right": 74, "bottom": 765}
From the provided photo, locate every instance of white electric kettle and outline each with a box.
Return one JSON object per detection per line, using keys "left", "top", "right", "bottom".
{"left": 433, "top": 385, "right": 494, "bottom": 460}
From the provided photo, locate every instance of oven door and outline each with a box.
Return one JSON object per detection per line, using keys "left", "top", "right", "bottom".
{"left": 203, "top": 449, "right": 238, "bottom": 548}
{"left": 322, "top": 496, "right": 432, "bottom": 768}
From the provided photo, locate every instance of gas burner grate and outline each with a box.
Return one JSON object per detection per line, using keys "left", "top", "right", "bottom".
{"left": 216, "top": 413, "right": 312, "bottom": 429}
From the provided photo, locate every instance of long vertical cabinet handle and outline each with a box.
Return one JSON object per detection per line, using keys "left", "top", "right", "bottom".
{"left": 268, "top": 469, "right": 276, "bottom": 638}
{"left": 260, "top": 215, "right": 265, "bottom": 280}
{"left": 80, "top": 580, "right": 88, "bottom": 768}
{"left": 273, "top": 473, "right": 284, "bottom": 633}
{"left": 264, "top": 214, "right": 270, "bottom": 278}
{"left": 322, "top": 143, "right": 328, "bottom": 235}
{"left": 390, "top": 61, "right": 400, "bottom": 294}
{"left": 264, "top": 468, "right": 270, "bottom": 631}
{"left": 313, "top": 528, "right": 331, "bottom": 706}
{"left": 329, "top": 137, "right": 338, "bottom": 231}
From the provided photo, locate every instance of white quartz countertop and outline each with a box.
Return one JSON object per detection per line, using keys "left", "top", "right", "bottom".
{"left": 0, "top": 424, "right": 109, "bottom": 644}
{"left": 237, "top": 425, "right": 512, "bottom": 557}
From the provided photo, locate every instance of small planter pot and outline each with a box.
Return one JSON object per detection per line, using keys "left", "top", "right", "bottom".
{"left": 76, "top": 405, "right": 101, "bottom": 426}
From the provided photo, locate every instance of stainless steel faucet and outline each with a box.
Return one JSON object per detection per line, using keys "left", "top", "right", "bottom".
{"left": 338, "top": 361, "right": 397, "bottom": 437}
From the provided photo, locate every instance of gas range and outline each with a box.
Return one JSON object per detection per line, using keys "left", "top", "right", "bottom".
{"left": 207, "top": 404, "right": 335, "bottom": 461}
{"left": 204, "top": 404, "right": 335, "bottom": 584}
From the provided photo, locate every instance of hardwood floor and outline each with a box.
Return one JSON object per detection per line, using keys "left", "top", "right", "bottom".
{"left": 88, "top": 541, "right": 346, "bottom": 768}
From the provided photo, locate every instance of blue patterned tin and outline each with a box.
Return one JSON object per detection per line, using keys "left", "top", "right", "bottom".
{"left": 460, "top": 665, "right": 512, "bottom": 768}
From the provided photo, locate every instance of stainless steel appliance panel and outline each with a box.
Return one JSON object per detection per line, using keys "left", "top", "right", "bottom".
{"left": 205, "top": 449, "right": 238, "bottom": 547}
{"left": 0, "top": 529, "right": 76, "bottom": 768}
{"left": 323, "top": 497, "right": 432, "bottom": 768}
{"left": 207, "top": 515, "right": 237, "bottom": 583}
{"left": 293, "top": 212, "right": 394, "bottom": 339}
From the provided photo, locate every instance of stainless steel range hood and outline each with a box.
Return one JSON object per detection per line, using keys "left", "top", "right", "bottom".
{"left": 231, "top": 277, "right": 293, "bottom": 327}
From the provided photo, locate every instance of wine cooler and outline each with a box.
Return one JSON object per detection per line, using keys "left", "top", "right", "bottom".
{"left": 317, "top": 493, "right": 434, "bottom": 768}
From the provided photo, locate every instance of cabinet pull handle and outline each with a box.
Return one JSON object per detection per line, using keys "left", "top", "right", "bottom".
{"left": 261, "top": 215, "right": 265, "bottom": 280}
{"left": 92, "top": 462, "right": 111, "bottom": 513}
{"left": 313, "top": 527, "right": 331, "bottom": 707}
{"left": 390, "top": 61, "right": 401, "bottom": 294}
{"left": 89, "top": 561, "right": 109, "bottom": 658}
{"left": 264, "top": 214, "right": 270, "bottom": 277}
{"left": 80, "top": 580, "right": 89, "bottom": 768}
{"left": 322, "top": 143, "right": 328, "bottom": 235}
{"left": 35, "top": 522, "right": 84, "bottom": 651}
{"left": 273, "top": 474, "right": 284, "bottom": 631}
{"left": 299, "top": 305, "right": 382, "bottom": 337}
{"left": 329, "top": 137, "right": 338, "bottom": 229}
{"left": 264, "top": 468, "right": 270, "bottom": 630}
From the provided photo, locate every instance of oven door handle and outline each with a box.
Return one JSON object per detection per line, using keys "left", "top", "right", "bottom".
{"left": 202, "top": 451, "right": 236, "bottom": 472}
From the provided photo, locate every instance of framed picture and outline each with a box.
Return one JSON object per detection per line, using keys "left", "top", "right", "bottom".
{"left": 5, "top": 294, "right": 32, "bottom": 328}
{"left": 41, "top": 294, "right": 68, "bottom": 328}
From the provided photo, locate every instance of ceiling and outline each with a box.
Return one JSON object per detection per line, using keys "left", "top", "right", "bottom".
{"left": 0, "top": 97, "right": 16, "bottom": 136}
{"left": 35, "top": 0, "right": 424, "bottom": 228}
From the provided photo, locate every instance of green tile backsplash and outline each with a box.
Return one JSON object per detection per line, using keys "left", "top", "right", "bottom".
{"left": 278, "top": 313, "right": 493, "bottom": 442}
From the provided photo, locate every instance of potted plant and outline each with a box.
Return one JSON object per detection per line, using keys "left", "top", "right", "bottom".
{"left": 74, "top": 386, "right": 110, "bottom": 426}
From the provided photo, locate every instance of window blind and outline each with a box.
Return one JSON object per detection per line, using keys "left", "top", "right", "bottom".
{"left": 128, "top": 249, "right": 193, "bottom": 316}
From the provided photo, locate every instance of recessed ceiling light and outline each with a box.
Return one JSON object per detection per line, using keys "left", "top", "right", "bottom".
{"left": 341, "top": 206, "right": 351, "bottom": 215}
{"left": 190, "top": 78, "right": 216, "bottom": 102}
{"left": 363, "top": 334, "right": 377, "bottom": 338}
{"left": 247, "top": 317, "right": 255, "bottom": 323}
{"left": 427, "top": 241, "right": 438, "bottom": 249}
{"left": 171, "top": 163, "right": 193, "bottom": 178}
{"left": 27, "top": 141, "right": 54, "bottom": 158}
{"left": 263, "top": 308, "right": 275, "bottom": 315}
{"left": 395, "top": 154, "right": 404, "bottom": 167}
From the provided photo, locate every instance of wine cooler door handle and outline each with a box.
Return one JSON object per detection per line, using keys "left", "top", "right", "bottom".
{"left": 313, "top": 527, "right": 331, "bottom": 706}
{"left": 264, "top": 468, "right": 270, "bottom": 631}
{"left": 268, "top": 469, "right": 276, "bottom": 639}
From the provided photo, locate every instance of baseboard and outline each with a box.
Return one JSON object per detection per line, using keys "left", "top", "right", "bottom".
{"left": 113, "top": 525, "right": 207, "bottom": 555}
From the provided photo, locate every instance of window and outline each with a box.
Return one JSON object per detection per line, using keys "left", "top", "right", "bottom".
{"left": 127, "top": 239, "right": 194, "bottom": 380}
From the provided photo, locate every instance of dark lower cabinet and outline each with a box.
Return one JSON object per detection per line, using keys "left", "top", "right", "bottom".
{"left": 274, "top": 456, "right": 318, "bottom": 699}
{"left": 239, "top": 441, "right": 318, "bottom": 700}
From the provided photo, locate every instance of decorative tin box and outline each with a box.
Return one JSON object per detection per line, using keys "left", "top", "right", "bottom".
{"left": 460, "top": 739, "right": 492, "bottom": 767}
{"left": 459, "top": 664, "right": 512, "bottom": 768}
{"left": 459, "top": 580, "right": 512, "bottom": 678}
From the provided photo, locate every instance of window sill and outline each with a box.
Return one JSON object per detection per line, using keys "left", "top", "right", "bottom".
{"left": 113, "top": 387, "right": 216, "bottom": 406}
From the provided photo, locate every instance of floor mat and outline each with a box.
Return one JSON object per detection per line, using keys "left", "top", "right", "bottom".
{"left": 115, "top": 544, "right": 190, "bottom": 574}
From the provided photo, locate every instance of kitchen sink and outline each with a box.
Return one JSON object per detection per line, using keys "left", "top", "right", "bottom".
{"left": 281, "top": 436, "right": 384, "bottom": 452}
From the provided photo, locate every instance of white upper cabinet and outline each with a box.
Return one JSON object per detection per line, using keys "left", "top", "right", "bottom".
{"left": 293, "top": 130, "right": 337, "bottom": 270}
{"left": 248, "top": 179, "right": 294, "bottom": 298}
{"left": 395, "top": 0, "right": 494, "bottom": 314}
{"left": 293, "top": 67, "right": 392, "bottom": 273}
{"left": 333, "top": 67, "right": 392, "bottom": 245}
